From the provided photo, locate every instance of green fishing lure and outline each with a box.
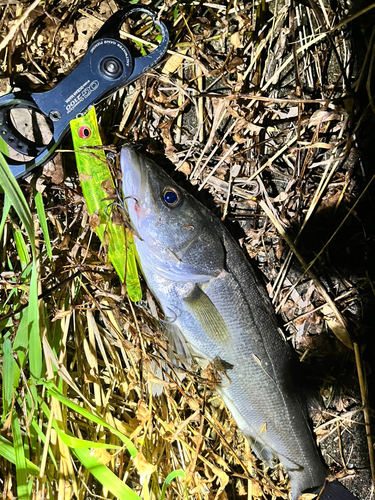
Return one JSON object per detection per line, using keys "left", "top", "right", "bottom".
{"left": 70, "top": 107, "right": 141, "bottom": 302}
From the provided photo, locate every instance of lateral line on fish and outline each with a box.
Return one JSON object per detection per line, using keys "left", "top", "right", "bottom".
{"left": 202, "top": 408, "right": 284, "bottom": 494}
{"left": 228, "top": 250, "right": 318, "bottom": 486}
{"left": 252, "top": 353, "right": 277, "bottom": 385}
{"left": 255, "top": 341, "right": 317, "bottom": 482}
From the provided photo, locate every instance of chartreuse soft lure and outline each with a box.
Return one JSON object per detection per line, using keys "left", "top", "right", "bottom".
{"left": 70, "top": 107, "right": 141, "bottom": 302}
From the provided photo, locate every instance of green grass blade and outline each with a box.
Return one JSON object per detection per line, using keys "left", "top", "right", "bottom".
{"left": 2, "top": 288, "right": 20, "bottom": 311}
{"left": 13, "top": 307, "right": 29, "bottom": 367}
{"left": 160, "top": 470, "right": 187, "bottom": 500}
{"left": 0, "top": 193, "right": 11, "bottom": 241}
{"left": 0, "top": 435, "right": 39, "bottom": 476}
{"left": 11, "top": 411, "right": 32, "bottom": 500}
{"left": 34, "top": 191, "right": 52, "bottom": 260}
{"left": 25, "top": 384, "right": 38, "bottom": 459}
{"left": 0, "top": 153, "right": 35, "bottom": 259}
{"left": 53, "top": 424, "right": 122, "bottom": 450}
{"left": 40, "top": 399, "right": 142, "bottom": 499}
{"left": 28, "top": 260, "right": 41, "bottom": 380}
{"left": 6, "top": 254, "right": 13, "bottom": 271}
{"left": 73, "top": 447, "right": 142, "bottom": 500}
{"left": 12, "top": 261, "right": 41, "bottom": 379}
{"left": 13, "top": 227, "right": 29, "bottom": 271}
{"left": 2, "top": 337, "right": 15, "bottom": 420}
{"left": 0, "top": 316, "right": 12, "bottom": 332}
{"left": 45, "top": 383, "right": 137, "bottom": 457}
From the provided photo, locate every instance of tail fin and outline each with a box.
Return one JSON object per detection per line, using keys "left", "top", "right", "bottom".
{"left": 318, "top": 480, "right": 359, "bottom": 500}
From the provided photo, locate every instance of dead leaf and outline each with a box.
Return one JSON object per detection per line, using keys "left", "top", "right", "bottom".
{"left": 121, "top": 339, "right": 135, "bottom": 350}
{"left": 72, "top": 17, "right": 97, "bottom": 56}
{"left": 91, "top": 449, "right": 113, "bottom": 466}
{"left": 210, "top": 453, "right": 230, "bottom": 471}
{"left": 52, "top": 308, "right": 73, "bottom": 322}
{"left": 204, "top": 97, "right": 230, "bottom": 150}
{"left": 113, "top": 417, "right": 136, "bottom": 436}
{"left": 43, "top": 157, "right": 64, "bottom": 184}
{"left": 89, "top": 212, "right": 101, "bottom": 229}
{"left": 227, "top": 56, "right": 245, "bottom": 72}
{"left": 230, "top": 32, "right": 243, "bottom": 48}
{"left": 272, "top": 191, "right": 289, "bottom": 202}
{"left": 187, "top": 397, "right": 200, "bottom": 411}
{"left": 233, "top": 132, "right": 247, "bottom": 144}
{"left": 178, "top": 161, "right": 193, "bottom": 176}
{"left": 211, "top": 465, "right": 229, "bottom": 499}
{"left": 79, "top": 172, "right": 92, "bottom": 182}
{"left": 34, "top": 176, "right": 46, "bottom": 194}
{"left": 159, "top": 119, "right": 174, "bottom": 147}
{"left": 169, "top": 409, "right": 201, "bottom": 441}
{"left": 308, "top": 109, "right": 341, "bottom": 127}
{"left": 58, "top": 234, "right": 70, "bottom": 250}
{"left": 201, "top": 362, "right": 222, "bottom": 388}
{"left": 297, "top": 141, "right": 334, "bottom": 150}
{"left": 147, "top": 99, "right": 188, "bottom": 118}
{"left": 101, "top": 178, "right": 116, "bottom": 196}
{"left": 233, "top": 117, "right": 263, "bottom": 135}
{"left": 133, "top": 451, "right": 156, "bottom": 477}
{"left": 162, "top": 47, "right": 189, "bottom": 74}
{"left": 248, "top": 479, "right": 264, "bottom": 498}
{"left": 136, "top": 400, "right": 151, "bottom": 422}
{"left": 165, "top": 145, "right": 178, "bottom": 159}
{"left": 110, "top": 208, "right": 124, "bottom": 226}
{"left": 58, "top": 26, "right": 75, "bottom": 55}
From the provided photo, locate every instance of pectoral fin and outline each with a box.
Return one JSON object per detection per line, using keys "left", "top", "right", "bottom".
{"left": 163, "top": 322, "right": 192, "bottom": 365}
{"left": 183, "top": 285, "right": 231, "bottom": 346}
{"left": 148, "top": 323, "right": 191, "bottom": 397}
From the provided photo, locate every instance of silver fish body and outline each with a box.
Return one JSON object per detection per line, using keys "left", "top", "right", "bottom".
{"left": 120, "top": 146, "right": 327, "bottom": 499}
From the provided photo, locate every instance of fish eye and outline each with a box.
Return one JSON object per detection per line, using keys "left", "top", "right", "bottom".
{"left": 163, "top": 187, "right": 181, "bottom": 208}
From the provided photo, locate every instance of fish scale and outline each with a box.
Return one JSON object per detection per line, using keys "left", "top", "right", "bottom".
{"left": 120, "top": 146, "right": 359, "bottom": 500}
{"left": 199, "top": 250, "right": 326, "bottom": 487}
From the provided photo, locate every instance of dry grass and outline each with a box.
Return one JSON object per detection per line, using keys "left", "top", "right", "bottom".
{"left": 0, "top": 1, "right": 374, "bottom": 499}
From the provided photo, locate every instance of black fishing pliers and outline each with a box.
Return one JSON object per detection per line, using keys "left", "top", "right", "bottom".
{"left": 0, "top": 6, "right": 169, "bottom": 179}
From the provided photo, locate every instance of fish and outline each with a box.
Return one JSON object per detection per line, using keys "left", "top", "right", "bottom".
{"left": 120, "top": 146, "right": 358, "bottom": 500}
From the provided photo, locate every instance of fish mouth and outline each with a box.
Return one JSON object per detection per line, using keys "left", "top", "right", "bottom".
{"left": 120, "top": 147, "right": 197, "bottom": 274}
{"left": 121, "top": 146, "right": 144, "bottom": 203}
{"left": 121, "top": 146, "right": 163, "bottom": 240}
{"left": 121, "top": 146, "right": 155, "bottom": 220}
